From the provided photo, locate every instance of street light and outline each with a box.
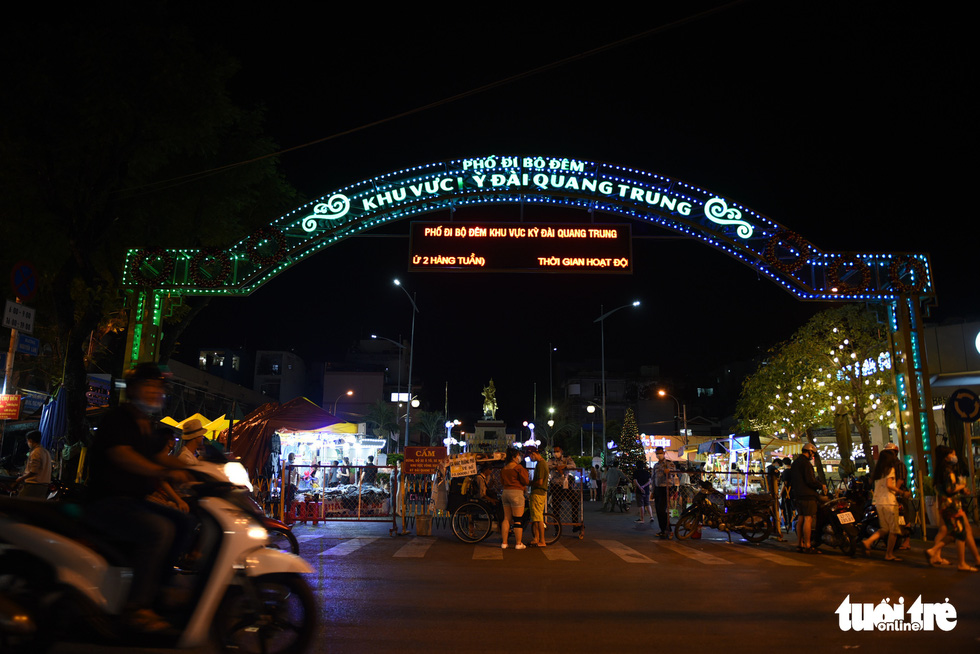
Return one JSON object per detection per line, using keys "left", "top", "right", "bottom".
{"left": 332, "top": 389, "right": 353, "bottom": 415}
{"left": 586, "top": 404, "right": 597, "bottom": 456}
{"left": 394, "top": 279, "right": 419, "bottom": 451}
{"left": 594, "top": 300, "right": 640, "bottom": 462}
{"left": 658, "top": 389, "right": 688, "bottom": 445}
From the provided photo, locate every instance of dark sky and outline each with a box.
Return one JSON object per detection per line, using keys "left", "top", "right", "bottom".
{"left": 172, "top": 2, "right": 977, "bottom": 426}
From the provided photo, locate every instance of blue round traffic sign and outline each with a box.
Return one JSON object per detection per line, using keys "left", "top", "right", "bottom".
{"left": 10, "top": 260, "right": 37, "bottom": 302}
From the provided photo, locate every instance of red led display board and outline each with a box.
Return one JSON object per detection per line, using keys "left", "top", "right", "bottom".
{"left": 408, "top": 222, "right": 632, "bottom": 273}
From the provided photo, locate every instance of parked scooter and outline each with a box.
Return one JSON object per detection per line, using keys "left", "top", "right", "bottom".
{"left": 0, "top": 451, "right": 316, "bottom": 653}
{"left": 674, "top": 480, "right": 773, "bottom": 543}
{"left": 812, "top": 495, "right": 860, "bottom": 556}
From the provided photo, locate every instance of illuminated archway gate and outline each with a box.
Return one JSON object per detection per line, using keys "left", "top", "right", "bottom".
{"left": 123, "top": 154, "right": 937, "bottom": 491}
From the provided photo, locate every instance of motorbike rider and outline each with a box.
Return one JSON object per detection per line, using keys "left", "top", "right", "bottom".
{"left": 83, "top": 362, "right": 192, "bottom": 632}
{"left": 790, "top": 442, "right": 826, "bottom": 553}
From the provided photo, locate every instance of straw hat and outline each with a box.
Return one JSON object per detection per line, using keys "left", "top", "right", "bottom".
{"left": 181, "top": 419, "right": 207, "bottom": 440}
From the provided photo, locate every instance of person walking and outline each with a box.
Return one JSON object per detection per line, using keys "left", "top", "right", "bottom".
{"left": 499, "top": 447, "right": 529, "bottom": 549}
{"left": 859, "top": 448, "right": 909, "bottom": 561}
{"left": 633, "top": 460, "right": 654, "bottom": 524}
{"left": 589, "top": 464, "right": 600, "bottom": 502}
{"left": 790, "top": 442, "right": 826, "bottom": 554}
{"left": 925, "top": 445, "right": 980, "bottom": 571}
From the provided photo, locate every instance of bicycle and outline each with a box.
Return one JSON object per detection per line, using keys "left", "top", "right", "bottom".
{"left": 451, "top": 498, "right": 561, "bottom": 545}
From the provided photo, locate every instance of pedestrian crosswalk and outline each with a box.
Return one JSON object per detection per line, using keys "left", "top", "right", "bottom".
{"left": 300, "top": 533, "right": 834, "bottom": 568}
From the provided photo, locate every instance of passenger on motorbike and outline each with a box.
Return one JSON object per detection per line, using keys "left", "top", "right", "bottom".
{"left": 82, "top": 363, "right": 193, "bottom": 632}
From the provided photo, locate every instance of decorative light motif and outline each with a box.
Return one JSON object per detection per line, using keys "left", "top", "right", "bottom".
{"left": 119, "top": 155, "right": 934, "bottom": 306}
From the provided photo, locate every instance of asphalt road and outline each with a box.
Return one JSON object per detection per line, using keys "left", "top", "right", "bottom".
{"left": 52, "top": 504, "right": 980, "bottom": 654}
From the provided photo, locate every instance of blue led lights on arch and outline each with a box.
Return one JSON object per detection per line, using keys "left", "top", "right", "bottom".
{"left": 122, "top": 154, "right": 935, "bottom": 300}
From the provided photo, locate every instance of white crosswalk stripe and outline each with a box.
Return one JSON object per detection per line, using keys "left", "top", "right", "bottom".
{"left": 540, "top": 543, "right": 579, "bottom": 561}
{"left": 737, "top": 546, "right": 813, "bottom": 566}
{"left": 658, "top": 540, "right": 732, "bottom": 565}
{"left": 597, "top": 540, "right": 656, "bottom": 563}
{"left": 319, "top": 537, "right": 379, "bottom": 556}
{"left": 394, "top": 537, "right": 436, "bottom": 558}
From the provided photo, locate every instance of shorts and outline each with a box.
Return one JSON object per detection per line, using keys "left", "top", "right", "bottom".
{"left": 794, "top": 497, "right": 818, "bottom": 517}
{"left": 877, "top": 504, "right": 899, "bottom": 534}
{"left": 530, "top": 492, "right": 546, "bottom": 522}
{"left": 501, "top": 489, "right": 525, "bottom": 512}
{"left": 635, "top": 489, "right": 650, "bottom": 507}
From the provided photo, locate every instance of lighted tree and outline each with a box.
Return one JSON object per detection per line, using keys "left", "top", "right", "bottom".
{"left": 736, "top": 305, "right": 895, "bottom": 478}
{"left": 794, "top": 305, "right": 896, "bottom": 475}
{"left": 616, "top": 408, "right": 645, "bottom": 482}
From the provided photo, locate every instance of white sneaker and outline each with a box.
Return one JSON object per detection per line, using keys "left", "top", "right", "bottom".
{"left": 501, "top": 543, "right": 508, "bottom": 549}
{"left": 514, "top": 543, "right": 526, "bottom": 550}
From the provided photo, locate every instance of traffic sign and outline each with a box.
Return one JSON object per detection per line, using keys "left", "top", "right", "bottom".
{"left": 10, "top": 261, "right": 37, "bottom": 302}
{"left": 16, "top": 334, "right": 39, "bottom": 356}
{"left": 947, "top": 388, "right": 980, "bottom": 422}
{"left": 2, "top": 300, "right": 35, "bottom": 335}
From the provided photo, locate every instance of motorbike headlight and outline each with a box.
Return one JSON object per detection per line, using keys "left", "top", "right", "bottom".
{"left": 247, "top": 525, "right": 269, "bottom": 541}
{"left": 223, "top": 462, "right": 253, "bottom": 492}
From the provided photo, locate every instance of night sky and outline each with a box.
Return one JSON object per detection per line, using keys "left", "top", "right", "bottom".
{"left": 169, "top": 2, "right": 976, "bottom": 426}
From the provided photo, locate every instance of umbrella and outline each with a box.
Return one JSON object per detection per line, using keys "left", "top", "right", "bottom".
{"left": 39, "top": 387, "right": 66, "bottom": 450}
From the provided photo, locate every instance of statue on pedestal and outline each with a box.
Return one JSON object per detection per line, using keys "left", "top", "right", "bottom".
{"left": 481, "top": 379, "right": 498, "bottom": 420}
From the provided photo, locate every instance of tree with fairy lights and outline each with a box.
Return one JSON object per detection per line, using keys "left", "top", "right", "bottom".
{"left": 736, "top": 305, "right": 895, "bottom": 478}
{"left": 616, "top": 408, "right": 645, "bottom": 483}
{"left": 795, "top": 305, "right": 895, "bottom": 476}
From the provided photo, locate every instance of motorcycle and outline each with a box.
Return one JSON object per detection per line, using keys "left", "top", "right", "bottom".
{"left": 191, "top": 456, "right": 300, "bottom": 556}
{"left": 0, "top": 451, "right": 316, "bottom": 653}
{"left": 812, "top": 494, "right": 861, "bottom": 556}
{"left": 674, "top": 480, "right": 773, "bottom": 543}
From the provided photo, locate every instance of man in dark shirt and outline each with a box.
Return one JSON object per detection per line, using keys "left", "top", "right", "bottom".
{"left": 84, "top": 363, "right": 190, "bottom": 631}
{"left": 359, "top": 455, "right": 378, "bottom": 486}
{"left": 633, "top": 461, "right": 654, "bottom": 524}
{"left": 790, "top": 442, "right": 826, "bottom": 552}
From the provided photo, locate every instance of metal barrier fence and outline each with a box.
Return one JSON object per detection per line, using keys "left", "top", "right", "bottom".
{"left": 278, "top": 464, "right": 396, "bottom": 525}
{"left": 549, "top": 481, "right": 585, "bottom": 537}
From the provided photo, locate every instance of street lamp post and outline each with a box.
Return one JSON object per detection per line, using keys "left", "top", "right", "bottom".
{"left": 586, "top": 404, "right": 596, "bottom": 456}
{"left": 594, "top": 301, "right": 640, "bottom": 462}
{"left": 548, "top": 343, "right": 557, "bottom": 414}
{"left": 658, "top": 389, "right": 688, "bottom": 446}
{"left": 394, "top": 279, "right": 419, "bottom": 451}
{"left": 332, "top": 390, "right": 353, "bottom": 415}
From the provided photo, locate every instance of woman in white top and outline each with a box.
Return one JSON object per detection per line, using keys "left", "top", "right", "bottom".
{"left": 860, "top": 449, "right": 909, "bottom": 561}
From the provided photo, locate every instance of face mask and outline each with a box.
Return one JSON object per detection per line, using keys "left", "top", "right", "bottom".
{"left": 948, "top": 456, "right": 958, "bottom": 465}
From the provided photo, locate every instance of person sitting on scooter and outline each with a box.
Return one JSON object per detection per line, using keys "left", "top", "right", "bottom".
{"left": 83, "top": 363, "right": 192, "bottom": 632}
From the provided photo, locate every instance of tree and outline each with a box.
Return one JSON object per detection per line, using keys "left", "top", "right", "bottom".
{"left": 365, "top": 400, "right": 400, "bottom": 446}
{"left": 794, "top": 305, "right": 895, "bottom": 475}
{"left": 0, "top": 10, "right": 295, "bottom": 446}
{"left": 616, "top": 408, "right": 644, "bottom": 483}
{"left": 413, "top": 410, "right": 448, "bottom": 446}
{"left": 736, "top": 305, "right": 895, "bottom": 478}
